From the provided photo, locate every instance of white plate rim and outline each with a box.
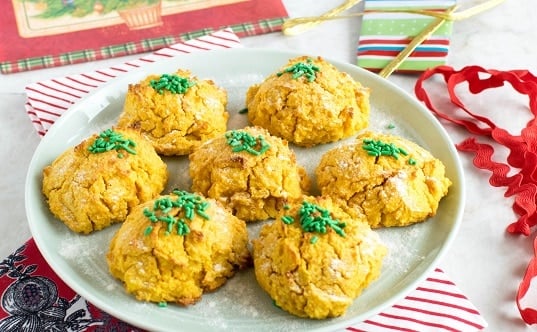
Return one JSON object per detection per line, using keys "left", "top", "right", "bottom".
{"left": 25, "top": 48, "right": 465, "bottom": 332}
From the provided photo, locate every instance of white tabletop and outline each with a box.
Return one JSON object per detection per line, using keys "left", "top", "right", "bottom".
{"left": 1, "top": 1, "right": 536, "bottom": 331}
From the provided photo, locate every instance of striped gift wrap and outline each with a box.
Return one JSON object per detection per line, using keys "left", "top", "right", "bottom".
{"left": 357, "top": 0, "right": 456, "bottom": 73}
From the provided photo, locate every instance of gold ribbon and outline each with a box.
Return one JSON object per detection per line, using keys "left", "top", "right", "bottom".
{"left": 282, "top": 0, "right": 506, "bottom": 78}
{"left": 282, "top": 0, "right": 364, "bottom": 36}
{"left": 378, "top": 4, "right": 458, "bottom": 78}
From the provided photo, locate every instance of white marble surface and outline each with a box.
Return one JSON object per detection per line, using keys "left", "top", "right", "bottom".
{"left": 1, "top": 0, "right": 536, "bottom": 330}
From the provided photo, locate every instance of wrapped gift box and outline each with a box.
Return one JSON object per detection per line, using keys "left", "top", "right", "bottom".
{"left": 357, "top": 0, "right": 456, "bottom": 73}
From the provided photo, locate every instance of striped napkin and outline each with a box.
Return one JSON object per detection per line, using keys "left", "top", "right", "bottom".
{"left": 357, "top": 0, "right": 456, "bottom": 73}
{"left": 17, "top": 28, "right": 487, "bottom": 331}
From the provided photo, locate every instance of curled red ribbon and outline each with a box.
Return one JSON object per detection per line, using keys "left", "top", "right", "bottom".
{"left": 415, "top": 65, "right": 537, "bottom": 324}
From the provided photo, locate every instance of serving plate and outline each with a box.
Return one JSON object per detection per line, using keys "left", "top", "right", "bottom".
{"left": 25, "top": 48, "right": 465, "bottom": 331}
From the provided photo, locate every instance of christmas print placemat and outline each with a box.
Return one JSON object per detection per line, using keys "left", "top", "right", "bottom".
{"left": 0, "top": 238, "right": 488, "bottom": 331}
{"left": 0, "top": 0, "right": 287, "bottom": 74}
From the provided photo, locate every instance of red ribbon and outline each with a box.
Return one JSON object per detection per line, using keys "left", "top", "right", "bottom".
{"left": 415, "top": 65, "right": 537, "bottom": 324}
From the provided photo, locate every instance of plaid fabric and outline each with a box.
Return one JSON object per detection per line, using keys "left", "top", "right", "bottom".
{"left": 1, "top": 17, "right": 285, "bottom": 74}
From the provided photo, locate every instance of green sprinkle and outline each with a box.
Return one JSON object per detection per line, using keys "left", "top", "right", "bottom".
{"left": 150, "top": 74, "right": 195, "bottom": 94}
{"left": 143, "top": 209, "right": 158, "bottom": 223}
{"left": 196, "top": 210, "right": 210, "bottom": 220}
{"left": 362, "top": 139, "right": 407, "bottom": 160}
{"left": 177, "top": 221, "right": 190, "bottom": 235}
{"left": 225, "top": 130, "right": 270, "bottom": 156}
{"left": 88, "top": 129, "right": 137, "bottom": 158}
{"left": 281, "top": 201, "right": 346, "bottom": 244}
{"left": 283, "top": 204, "right": 290, "bottom": 210}
{"left": 238, "top": 108, "right": 248, "bottom": 114}
{"left": 386, "top": 123, "right": 396, "bottom": 130}
{"left": 298, "top": 201, "right": 346, "bottom": 238}
{"left": 277, "top": 58, "right": 320, "bottom": 82}
{"left": 143, "top": 190, "right": 210, "bottom": 236}
{"left": 281, "top": 215, "right": 295, "bottom": 225}
{"left": 158, "top": 301, "right": 168, "bottom": 308}
{"left": 408, "top": 158, "right": 417, "bottom": 165}
{"left": 144, "top": 226, "right": 153, "bottom": 236}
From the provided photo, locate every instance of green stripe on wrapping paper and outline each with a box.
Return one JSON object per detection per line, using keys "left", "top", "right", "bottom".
{"left": 357, "top": 58, "right": 447, "bottom": 72}
{"left": 361, "top": 18, "right": 453, "bottom": 37}
{"left": 357, "top": 0, "right": 455, "bottom": 73}
{"left": 366, "top": 4, "right": 454, "bottom": 11}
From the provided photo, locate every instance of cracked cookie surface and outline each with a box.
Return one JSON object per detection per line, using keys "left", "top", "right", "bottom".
{"left": 118, "top": 69, "right": 228, "bottom": 156}
{"left": 316, "top": 131, "right": 452, "bottom": 228}
{"left": 246, "top": 56, "right": 370, "bottom": 147}
{"left": 42, "top": 128, "right": 168, "bottom": 234}
{"left": 189, "top": 126, "right": 310, "bottom": 222}
{"left": 107, "top": 192, "right": 251, "bottom": 305}
{"left": 252, "top": 196, "right": 386, "bottom": 319}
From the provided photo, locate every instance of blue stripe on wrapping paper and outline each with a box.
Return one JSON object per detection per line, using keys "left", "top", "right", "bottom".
{"left": 357, "top": 0, "right": 456, "bottom": 72}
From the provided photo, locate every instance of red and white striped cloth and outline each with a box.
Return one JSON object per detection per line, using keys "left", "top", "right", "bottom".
{"left": 23, "top": 29, "right": 487, "bottom": 331}
{"left": 346, "top": 268, "right": 486, "bottom": 332}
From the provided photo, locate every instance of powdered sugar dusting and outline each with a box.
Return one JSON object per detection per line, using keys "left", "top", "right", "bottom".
{"left": 377, "top": 222, "right": 428, "bottom": 277}
{"left": 34, "top": 53, "right": 460, "bottom": 331}
{"left": 50, "top": 94, "right": 440, "bottom": 331}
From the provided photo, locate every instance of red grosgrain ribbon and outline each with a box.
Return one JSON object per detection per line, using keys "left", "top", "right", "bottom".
{"left": 414, "top": 65, "right": 537, "bottom": 324}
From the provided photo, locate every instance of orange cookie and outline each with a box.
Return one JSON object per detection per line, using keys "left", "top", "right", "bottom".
{"left": 246, "top": 56, "right": 370, "bottom": 147}
{"left": 316, "top": 131, "right": 451, "bottom": 228}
